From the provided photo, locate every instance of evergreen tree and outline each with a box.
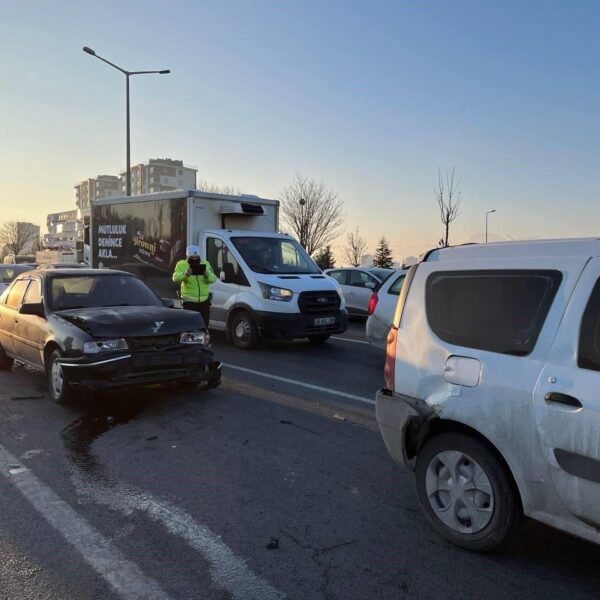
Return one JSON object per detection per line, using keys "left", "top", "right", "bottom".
{"left": 314, "top": 245, "right": 336, "bottom": 270}
{"left": 372, "top": 237, "right": 394, "bottom": 269}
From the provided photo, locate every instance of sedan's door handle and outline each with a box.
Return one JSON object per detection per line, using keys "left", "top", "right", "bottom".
{"left": 544, "top": 392, "right": 583, "bottom": 409}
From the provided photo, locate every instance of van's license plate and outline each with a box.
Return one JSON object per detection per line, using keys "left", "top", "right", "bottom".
{"left": 313, "top": 317, "right": 336, "bottom": 326}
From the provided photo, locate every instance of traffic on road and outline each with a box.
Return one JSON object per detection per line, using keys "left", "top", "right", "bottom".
{"left": 1, "top": 240, "right": 600, "bottom": 599}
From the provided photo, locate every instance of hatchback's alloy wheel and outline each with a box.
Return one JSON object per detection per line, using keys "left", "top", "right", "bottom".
{"left": 415, "top": 432, "right": 522, "bottom": 552}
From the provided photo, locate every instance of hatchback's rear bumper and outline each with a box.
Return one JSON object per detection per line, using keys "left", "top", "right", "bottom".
{"left": 59, "top": 349, "right": 221, "bottom": 390}
{"left": 375, "top": 388, "right": 433, "bottom": 469}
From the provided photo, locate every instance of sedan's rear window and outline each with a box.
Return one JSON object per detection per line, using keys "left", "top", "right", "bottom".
{"left": 49, "top": 275, "right": 162, "bottom": 311}
{"left": 426, "top": 270, "right": 562, "bottom": 356}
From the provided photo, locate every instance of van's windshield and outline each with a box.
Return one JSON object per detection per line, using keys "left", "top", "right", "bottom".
{"left": 231, "top": 236, "right": 321, "bottom": 275}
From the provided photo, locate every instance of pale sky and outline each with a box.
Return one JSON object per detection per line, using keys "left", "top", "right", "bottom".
{"left": 1, "top": 1, "right": 599, "bottom": 263}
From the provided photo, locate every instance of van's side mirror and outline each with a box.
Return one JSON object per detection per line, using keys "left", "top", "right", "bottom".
{"left": 161, "top": 298, "right": 176, "bottom": 308}
{"left": 219, "top": 271, "right": 227, "bottom": 282}
{"left": 19, "top": 302, "right": 45, "bottom": 318}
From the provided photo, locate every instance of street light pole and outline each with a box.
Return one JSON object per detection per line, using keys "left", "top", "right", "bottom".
{"left": 82, "top": 47, "right": 170, "bottom": 196}
{"left": 485, "top": 209, "right": 496, "bottom": 243}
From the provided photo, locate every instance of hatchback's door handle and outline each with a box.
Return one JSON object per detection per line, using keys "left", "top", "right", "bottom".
{"left": 544, "top": 392, "right": 583, "bottom": 409}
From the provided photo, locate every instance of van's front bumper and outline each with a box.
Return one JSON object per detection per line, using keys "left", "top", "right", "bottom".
{"left": 255, "top": 309, "right": 348, "bottom": 340}
{"left": 375, "top": 388, "right": 433, "bottom": 469}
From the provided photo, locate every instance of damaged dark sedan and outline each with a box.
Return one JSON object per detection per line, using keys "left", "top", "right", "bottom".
{"left": 0, "top": 268, "right": 221, "bottom": 402}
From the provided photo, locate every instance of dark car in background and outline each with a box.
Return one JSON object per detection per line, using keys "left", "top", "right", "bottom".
{"left": 0, "top": 264, "right": 36, "bottom": 296}
{"left": 0, "top": 268, "right": 221, "bottom": 402}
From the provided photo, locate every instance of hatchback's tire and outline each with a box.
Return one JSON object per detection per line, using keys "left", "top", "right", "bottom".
{"left": 46, "top": 349, "right": 74, "bottom": 404}
{"left": 0, "top": 344, "right": 13, "bottom": 370}
{"left": 307, "top": 334, "right": 330, "bottom": 344}
{"left": 415, "top": 432, "right": 522, "bottom": 552}
{"left": 229, "top": 311, "right": 259, "bottom": 350}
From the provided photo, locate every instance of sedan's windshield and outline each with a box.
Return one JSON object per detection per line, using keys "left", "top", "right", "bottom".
{"left": 49, "top": 275, "right": 163, "bottom": 311}
{"left": 231, "top": 237, "right": 321, "bottom": 275}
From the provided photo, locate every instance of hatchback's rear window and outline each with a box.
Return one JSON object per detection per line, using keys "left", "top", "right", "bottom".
{"left": 426, "top": 270, "right": 562, "bottom": 356}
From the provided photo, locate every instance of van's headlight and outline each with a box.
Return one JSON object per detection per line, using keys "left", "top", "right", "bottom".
{"left": 83, "top": 338, "right": 128, "bottom": 354}
{"left": 180, "top": 331, "right": 210, "bottom": 345}
{"left": 258, "top": 282, "right": 293, "bottom": 301}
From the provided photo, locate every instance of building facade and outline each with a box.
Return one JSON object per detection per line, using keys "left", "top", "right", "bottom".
{"left": 119, "top": 158, "right": 197, "bottom": 195}
{"left": 75, "top": 175, "right": 121, "bottom": 217}
{"left": 43, "top": 210, "right": 83, "bottom": 250}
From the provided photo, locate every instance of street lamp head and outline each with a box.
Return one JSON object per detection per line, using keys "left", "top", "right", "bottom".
{"left": 82, "top": 46, "right": 96, "bottom": 56}
{"left": 159, "top": 69, "right": 171, "bottom": 74}
{"left": 490, "top": 209, "right": 496, "bottom": 214}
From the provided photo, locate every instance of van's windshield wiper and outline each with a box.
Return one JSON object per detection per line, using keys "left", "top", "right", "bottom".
{"left": 252, "top": 266, "right": 275, "bottom": 274}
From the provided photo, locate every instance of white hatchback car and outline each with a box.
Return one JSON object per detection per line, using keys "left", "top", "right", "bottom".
{"left": 325, "top": 267, "right": 394, "bottom": 317}
{"left": 376, "top": 239, "right": 600, "bottom": 551}
{"left": 366, "top": 269, "right": 407, "bottom": 350}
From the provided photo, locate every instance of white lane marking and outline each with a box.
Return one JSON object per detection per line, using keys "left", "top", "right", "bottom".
{"left": 63, "top": 441, "right": 285, "bottom": 600}
{"left": 331, "top": 336, "right": 370, "bottom": 345}
{"left": 223, "top": 363, "right": 375, "bottom": 406}
{"left": 0, "top": 444, "right": 169, "bottom": 600}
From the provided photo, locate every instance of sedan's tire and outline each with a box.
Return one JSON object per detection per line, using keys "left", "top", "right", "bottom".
{"left": 415, "top": 432, "right": 522, "bottom": 552}
{"left": 229, "top": 311, "right": 259, "bottom": 350}
{"left": 0, "top": 344, "right": 13, "bottom": 370}
{"left": 46, "top": 349, "right": 74, "bottom": 404}
{"left": 307, "top": 334, "right": 330, "bottom": 344}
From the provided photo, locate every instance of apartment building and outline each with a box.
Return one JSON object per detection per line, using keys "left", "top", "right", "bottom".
{"left": 75, "top": 175, "right": 121, "bottom": 217}
{"left": 119, "top": 158, "right": 197, "bottom": 195}
{"left": 43, "top": 210, "right": 83, "bottom": 250}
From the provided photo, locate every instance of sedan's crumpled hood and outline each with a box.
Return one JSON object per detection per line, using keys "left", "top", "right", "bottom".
{"left": 57, "top": 305, "right": 205, "bottom": 338}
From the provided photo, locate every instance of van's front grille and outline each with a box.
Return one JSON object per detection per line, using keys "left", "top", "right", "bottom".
{"left": 298, "top": 291, "right": 340, "bottom": 315}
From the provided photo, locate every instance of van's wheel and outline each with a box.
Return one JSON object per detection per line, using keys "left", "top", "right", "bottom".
{"left": 307, "top": 334, "right": 330, "bottom": 344}
{"left": 415, "top": 432, "right": 522, "bottom": 552}
{"left": 230, "top": 311, "right": 259, "bottom": 350}
{"left": 46, "top": 349, "right": 73, "bottom": 404}
{"left": 0, "top": 343, "right": 13, "bottom": 370}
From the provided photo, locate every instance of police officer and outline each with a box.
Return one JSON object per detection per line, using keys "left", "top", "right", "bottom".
{"left": 172, "top": 245, "right": 217, "bottom": 327}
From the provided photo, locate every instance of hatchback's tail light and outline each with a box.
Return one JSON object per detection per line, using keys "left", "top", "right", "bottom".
{"left": 384, "top": 325, "right": 398, "bottom": 390}
{"left": 368, "top": 291, "right": 379, "bottom": 315}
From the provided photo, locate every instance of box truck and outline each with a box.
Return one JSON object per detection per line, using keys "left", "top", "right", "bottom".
{"left": 87, "top": 190, "right": 348, "bottom": 348}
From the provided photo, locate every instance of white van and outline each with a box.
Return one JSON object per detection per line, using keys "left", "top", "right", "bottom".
{"left": 88, "top": 190, "right": 348, "bottom": 348}
{"left": 376, "top": 239, "right": 600, "bottom": 551}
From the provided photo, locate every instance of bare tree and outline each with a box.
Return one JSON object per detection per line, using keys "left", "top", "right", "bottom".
{"left": 435, "top": 168, "right": 462, "bottom": 248}
{"left": 197, "top": 180, "right": 242, "bottom": 195}
{"left": 0, "top": 221, "right": 39, "bottom": 256}
{"left": 279, "top": 173, "right": 345, "bottom": 255}
{"left": 343, "top": 227, "right": 368, "bottom": 267}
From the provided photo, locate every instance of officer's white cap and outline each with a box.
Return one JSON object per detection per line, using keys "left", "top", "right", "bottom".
{"left": 186, "top": 245, "right": 201, "bottom": 257}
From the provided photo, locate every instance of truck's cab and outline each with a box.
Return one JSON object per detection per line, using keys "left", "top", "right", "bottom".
{"left": 200, "top": 229, "right": 348, "bottom": 348}
{"left": 87, "top": 189, "right": 348, "bottom": 348}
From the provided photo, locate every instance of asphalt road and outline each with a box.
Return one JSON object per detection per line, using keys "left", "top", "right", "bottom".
{"left": 0, "top": 321, "right": 599, "bottom": 599}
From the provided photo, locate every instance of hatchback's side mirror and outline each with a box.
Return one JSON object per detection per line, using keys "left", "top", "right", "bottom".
{"left": 161, "top": 298, "right": 176, "bottom": 308}
{"left": 365, "top": 281, "right": 376, "bottom": 290}
{"left": 19, "top": 302, "right": 46, "bottom": 318}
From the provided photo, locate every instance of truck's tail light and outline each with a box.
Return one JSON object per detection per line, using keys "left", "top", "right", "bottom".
{"left": 384, "top": 326, "right": 398, "bottom": 390}
{"left": 368, "top": 291, "right": 379, "bottom": 315}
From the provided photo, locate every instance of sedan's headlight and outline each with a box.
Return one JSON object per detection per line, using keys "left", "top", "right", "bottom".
{"left": 258, "top": 282, "right": 293, "bottom": 301}
{"left": 180, "top": 331, "right": 210, "bottom": 345}
{"left": 83, "top": 338, "right": 128, "bottom": 354}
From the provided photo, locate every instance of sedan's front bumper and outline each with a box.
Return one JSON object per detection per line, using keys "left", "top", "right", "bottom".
{"left": 59, "top": 348, "right": 221, "bottom": 390}
{"left": 375, "top": 388, "right": 433, "bottom": 469}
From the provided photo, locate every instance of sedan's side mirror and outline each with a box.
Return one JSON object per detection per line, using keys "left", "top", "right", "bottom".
{"left": 19, "top": 302, "right": 46, "bottom": 318}
{"left": 161, "top": 298, "right": 176, "bottom": 308}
